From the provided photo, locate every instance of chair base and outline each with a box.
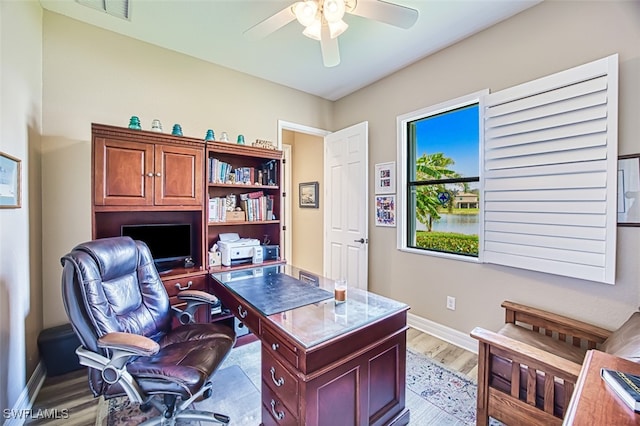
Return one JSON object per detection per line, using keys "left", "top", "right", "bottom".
{"left": 138, "top": 409, "right": 230, "bottom": 426}
{"left": 136, "top": 391, "right": 230, "bottom": 426}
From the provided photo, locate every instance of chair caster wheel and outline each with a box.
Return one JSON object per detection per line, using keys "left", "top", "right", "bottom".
{"left": 213, "top": 413, "right": 230, "bottom": 424}
{"left": 139, "top": 401, "right": 153, "bottom": 412}
{"left": 203, "top": 388, "right": 213, "bottom": 399}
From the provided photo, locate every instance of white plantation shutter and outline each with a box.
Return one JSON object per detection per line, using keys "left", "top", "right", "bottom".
{"left": 481, "top": 54, "right": 618, "bottom": 284}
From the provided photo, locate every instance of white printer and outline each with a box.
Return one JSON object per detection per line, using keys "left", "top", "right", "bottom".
{"left": 217, "top": 233, "right": 263, "bottom": 267}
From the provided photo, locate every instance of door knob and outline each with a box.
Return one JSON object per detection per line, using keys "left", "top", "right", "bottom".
{"left": 354, "top": 238, "right": 366, "bottom": 244}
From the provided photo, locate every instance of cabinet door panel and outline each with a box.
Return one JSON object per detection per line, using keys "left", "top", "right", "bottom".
{"left": 155, "top": 144, "right": 203, "bottom": 206}
{"left": 95, "top": 138, "right": 154, "bottom": 206}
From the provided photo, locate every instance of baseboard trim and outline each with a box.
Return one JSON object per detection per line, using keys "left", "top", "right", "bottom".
{"left": 407, "top": 313, "right": 478, "bottom": 354}
{"left": 3, "top": 361, "right": 46, "bottom": 426}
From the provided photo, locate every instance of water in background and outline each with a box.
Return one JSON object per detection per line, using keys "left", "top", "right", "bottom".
{"left": 416, "top": 213, "right": 478, "bottom": 235}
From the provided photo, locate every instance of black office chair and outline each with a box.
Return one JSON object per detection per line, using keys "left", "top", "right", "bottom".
{"left": 60, "top": 236, "right": 236, "bottom": 425}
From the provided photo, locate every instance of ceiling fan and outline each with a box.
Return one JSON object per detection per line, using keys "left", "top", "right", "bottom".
{"left": 244, "top": 0, "right": 419, "bottom": 67}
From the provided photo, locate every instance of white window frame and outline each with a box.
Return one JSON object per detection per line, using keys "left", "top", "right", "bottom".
{"left": 396, "top": 89, "right": 489, "bottom": 263}
{"left": 396, "top": 54, "right": 618, "bottom": 284}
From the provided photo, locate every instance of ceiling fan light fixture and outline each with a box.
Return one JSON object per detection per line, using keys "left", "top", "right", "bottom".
{"left": 302, "top": 19, "right": 322, "bottom": 40}
{"left": 323, "top": 0, "right": 346, "bottom": 23}
{"left": 328, "top": 19, "right": 348, "bottom": 39}
{"left": 294, "top": 1, "right": 318, "bottom": 27}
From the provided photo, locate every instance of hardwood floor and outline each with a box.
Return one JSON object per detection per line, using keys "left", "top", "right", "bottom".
{"left": 407, "top": 327, "right": 478, "bottom": 382}
{"left": 25, "top": 327, "right": 478, "bottom": 425}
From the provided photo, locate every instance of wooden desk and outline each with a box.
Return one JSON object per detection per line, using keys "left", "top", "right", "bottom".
{"left": 210, "top": 264, "right": 410, "bottom": 426}
{"left": 564, "top": 350, "right": 640, "bottom": 425}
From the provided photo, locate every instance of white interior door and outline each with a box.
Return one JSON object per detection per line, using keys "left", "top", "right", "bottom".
{"left": 324, "top": 122, "right": 369, "bottom": 289}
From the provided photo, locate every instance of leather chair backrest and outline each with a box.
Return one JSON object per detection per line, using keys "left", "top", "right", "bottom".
{"left": 61, "top": 236, "right": 171, "bottom": 356}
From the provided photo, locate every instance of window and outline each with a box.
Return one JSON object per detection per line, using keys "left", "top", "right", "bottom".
{"left": 396, "top": 55, "right": 618, "bottom": 284}
{"left": 397, "top": 90, "right": 488, "bottom": 260}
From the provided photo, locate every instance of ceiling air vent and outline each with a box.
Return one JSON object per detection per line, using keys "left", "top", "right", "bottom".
{"left": 76, "top": 0, "right": 130, "bottom": 20}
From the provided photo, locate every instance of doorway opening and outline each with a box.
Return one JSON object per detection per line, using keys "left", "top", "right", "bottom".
{"left": 278, "top": 120, "right": 329, "bottom": 276}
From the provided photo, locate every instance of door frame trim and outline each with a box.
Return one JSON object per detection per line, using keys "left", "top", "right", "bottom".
{"left": 277, "top": 120, "right": 331, "bottom": 267}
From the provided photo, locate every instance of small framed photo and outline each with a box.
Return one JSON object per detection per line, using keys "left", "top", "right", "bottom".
{"left": 375, "top": 195, "right": 396, "bottom": 227}
{"left": 618, "top": 153, "right": 640, "bottom": 226}
{"left": 375, "top": 162, "right": 395, "bottom": 194}
{"left": 299, "top": 181, "right": 319, "bottom": 208}
{"left": 0, "top": 151, "right": 21, "bottom": 209}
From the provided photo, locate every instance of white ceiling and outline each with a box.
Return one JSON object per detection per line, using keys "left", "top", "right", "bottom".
{"left": 39, "top": 0, "right": 541, "bottom": 101}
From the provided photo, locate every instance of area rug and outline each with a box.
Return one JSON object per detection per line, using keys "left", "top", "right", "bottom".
{"left": 96, "top": 340, "right": 485, "bottom": 425}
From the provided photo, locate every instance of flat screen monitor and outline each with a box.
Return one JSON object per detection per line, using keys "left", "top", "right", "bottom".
{"left": 121, "top": 223, "right": 192, "bottom": 270}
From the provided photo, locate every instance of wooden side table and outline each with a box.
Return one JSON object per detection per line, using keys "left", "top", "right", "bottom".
{"left": 564, "top": 350, "right": 640, "bottom": 425}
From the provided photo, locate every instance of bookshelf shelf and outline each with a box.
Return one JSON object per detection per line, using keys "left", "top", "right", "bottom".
{"left": 208, "top": 220, "right": 280, "bottom": 227}
{"left": 208, "top": 183, "right": 279, "bottom": 190}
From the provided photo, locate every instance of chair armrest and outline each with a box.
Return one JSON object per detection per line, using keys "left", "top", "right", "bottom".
{"left": 98, "top": 331, "right": 159, "bottom": 357}
{"left": 471, "top": 326, "right": 582, "bottom": 380}
{"left": 501, "top": 301, "right": 611, "bottom": 347}
{"left": 172, "top": 290, "right": 220, "bottom": 325}
{"left": 177, "top": 289, "right": 219, "bottom": 305}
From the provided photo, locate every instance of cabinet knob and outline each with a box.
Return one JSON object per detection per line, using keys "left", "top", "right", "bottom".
{"left": 271, "top": 342, "right": 279, "bottom": 351}
{"left": 155, "top": 172, "right": 162, "bottom": 177}
{"left": 146, "top": 172, "right": 154, "bottom": 177}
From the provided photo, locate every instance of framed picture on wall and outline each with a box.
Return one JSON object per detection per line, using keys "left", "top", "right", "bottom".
{"left": 299, "top": 181, "right": 319, "bottom": 208}
{"left": 0, "top": 151, "right": 21, "bottom": 209}
{"left": 375, "top": 162, "right": 395, "bottom": 194}
{"left": 375, "top": 195, "right": 396, "bottom": 227}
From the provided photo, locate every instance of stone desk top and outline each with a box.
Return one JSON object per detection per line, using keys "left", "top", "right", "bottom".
{"left": 212, "top": 264, "right": 409, "bottom": 348}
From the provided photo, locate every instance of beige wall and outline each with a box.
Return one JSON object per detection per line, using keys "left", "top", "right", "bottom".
{"left": 40, "top": 12, "right": 333, "bottom": 327}
{"left": 0, "top": 0, "right": 43, "bottom": 413}
{"left": 334, "top": 0, "right": 640, "bottom": 334}
{"left": 2, "top": 1, "right": 639, "bottom": 412}
{"left": 286, "top": 130, "right": 324, "bottom": 275}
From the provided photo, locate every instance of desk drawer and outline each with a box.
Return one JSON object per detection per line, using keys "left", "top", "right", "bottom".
{"left": 262, "top": 349, "right": 298, "bottom": 414}
{"left": 262, "top": 328, "right": 298, "bottom": 369}
{"left": 262, "top": 383, "right": 298, "bottom": 426}
{"left": 214, "top": 287, "right": 260, "bottom": 335}
{"left": 163, "top": 274, "right": 207, "bottom": 298}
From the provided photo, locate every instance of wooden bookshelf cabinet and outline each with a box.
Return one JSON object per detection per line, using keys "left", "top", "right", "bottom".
{"left": 91, "top": 123, "right": 284, "bottom": 328}
{"left": 205, "top": 141, "right": 283, "bottom": 257}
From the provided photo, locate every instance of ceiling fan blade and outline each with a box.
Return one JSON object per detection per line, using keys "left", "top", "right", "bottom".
{"left": 320, "top": 22, "right": 340, "bottom": 67}
{"left": 243, "top": 5, "right": 297, "bottom": 41}
{"left": 349, "top": 0, "right": 418, "bottom": 29}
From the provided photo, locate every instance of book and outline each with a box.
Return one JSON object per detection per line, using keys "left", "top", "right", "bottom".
{"left": 601, "top": 368, "right": 640, "bottom": 412}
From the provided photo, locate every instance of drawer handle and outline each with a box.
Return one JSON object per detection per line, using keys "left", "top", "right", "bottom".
{"left": 174, "top": 281, "right": 192, "bottom": 291}
{"left": 270, "top": 366, "right": 285, "bottom": 387}
{"left": 238, "top": 305, "right": 247, "bottom": 318}
{"left": 271, "top": 343, "right": 279, "bottom": 351}
{"left": 270, "top": 399, "right": 285, "bottom": 421}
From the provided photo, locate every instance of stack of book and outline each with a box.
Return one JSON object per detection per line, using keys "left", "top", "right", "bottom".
{"left": 239, "top": 191, "right": 274, "bottom": 222}
{"left": 208, "top": 157, "right": 278, "bottom": 186}
{"left": 601, "top": 368, "right": 640, "bottom": 412}
{"left": 208, "top": 197, "right": 227, "bottom": 223}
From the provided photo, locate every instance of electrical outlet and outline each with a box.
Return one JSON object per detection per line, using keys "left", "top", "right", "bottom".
{"left": 446, "top": 296, "right": 456, "bottom": 311}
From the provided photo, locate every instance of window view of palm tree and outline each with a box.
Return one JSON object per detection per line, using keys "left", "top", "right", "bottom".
{"left": 407, "top": 104, "right": 480, "bottom": 256}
